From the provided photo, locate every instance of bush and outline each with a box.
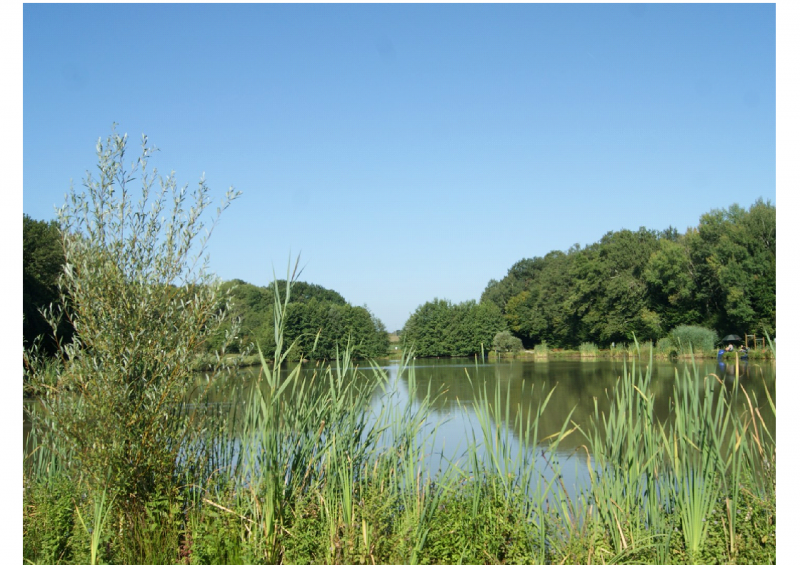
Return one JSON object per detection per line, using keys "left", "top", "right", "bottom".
{"left": 23, "top": 477, "right": 80, "bottom": 564}
{"left": 656, "top": 337, "right": 678, "bottom": 357}
{"left": 493, "top": 330, "right": 523, "bottom": 353}
{"left": 669, "top": 324, "right": 718, "bottom": 354}
{"left": 25, "top": 128, "right": 240, "bottom": 522}
{"left": 579, "top": 342, "right": 599, "bottom": 357}
{"left": 533, "top": 341, "right": 549, "bottom": 357}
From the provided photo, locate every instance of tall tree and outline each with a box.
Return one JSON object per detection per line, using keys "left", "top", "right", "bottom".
{"left": 690, "top": 200, "right": 776, "bottom": 335}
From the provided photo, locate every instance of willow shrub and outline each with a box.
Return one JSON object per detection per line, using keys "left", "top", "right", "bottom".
{"left": 25, "top": 127, "right": 241, "bottom": 518}
{"left": 493, "top": 330, "right": 523, "bottom": 353}
{"left": 669, "top": 324, "right": 718, "bottom": 354}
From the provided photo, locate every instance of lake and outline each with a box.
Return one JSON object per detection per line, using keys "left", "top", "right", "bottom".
{"left": 221, "top": 354, "right": 776, "bottom": 496}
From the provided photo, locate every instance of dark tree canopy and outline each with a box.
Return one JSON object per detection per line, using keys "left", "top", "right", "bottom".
{"left": 22, "top": 214, "right": 389, "bottom": 362}
{"left": 23, "top": 214, "right": 71, "bottom": 352}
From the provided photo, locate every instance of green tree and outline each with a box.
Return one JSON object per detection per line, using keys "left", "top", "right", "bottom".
{"left": 402, "top": 298, "right": 506, "bottom": 357}
{"left": 206, "top": 279, "right": 271, "bottom": 353}
{"left": 644, "top": 236, "right": 703, "bottom": 329}
{"left": 569, "top": 228, "right": 660, "bottom": 345}
{"left": 401, "top": 298, "right": 451, "bottom": 357}
{"left": 689, "top": 200, "right": 776, "bottom": 336}
{"left": 23, "top": 214, "right": 70, "bottom": 352}
{"left": 231, "top": 280, "right": 389, "bottom": 361}
{"left": 476, "top": 201, "right": 775, "bottom": 349}
{"left": 486, "top": 249, "right": 580, "bottom": 348}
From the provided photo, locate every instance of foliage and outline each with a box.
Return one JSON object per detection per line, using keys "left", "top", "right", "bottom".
{"left": 688, "top": 200, "right": 776, "bottom": 336}
{"left": 669, "top": 324, "right": 719, "bottom": 354}
{"left": 578, "top": 342, "right": 599, "bottom": 357}
{"left": 22, "top": 129, "right": 775, "bottom": 561}
{"left": 479, "top": 201, "right": 775, "bottom": 350}
{"left": 23, "top": 214, "right": 72, "bottom": 353}
{"left": 25, "top": 128, "right": 240, "bottom": 525}
{"left": 418, "top": 481, "right": 538, "bottom": 564}
{"left": 209, "top": 278, "right": 389, "bottom": 360}
{"left": 656, "top": 337, "right": 678, "bottom": 357}
{"left": 23, "top": 476, "right": 80, "bottom": 564}
{"left": 493, "top": 330, "right": 523, "bottom": 353}
{"left": 402, "top": 298, "right": 506, "bottom": 357}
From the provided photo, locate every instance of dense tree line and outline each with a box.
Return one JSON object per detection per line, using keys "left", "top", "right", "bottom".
{"left": 23, "top": 214, "right": 389, "bottom": 361}
{"left": 401, "top": 298, "right": 506, "bottom": 357}
{"left": 23, "top": 199, "right": 774, "bottom": 360}
{"left": 479, "top": 200, "right": 775, "bottom": 349}
{"left": 210, "top": 279, "right": 390, "bottom": 360}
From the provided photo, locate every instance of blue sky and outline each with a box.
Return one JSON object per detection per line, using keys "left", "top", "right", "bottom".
{"left": 22, "top": 3, "right": 776, "bottom": 332}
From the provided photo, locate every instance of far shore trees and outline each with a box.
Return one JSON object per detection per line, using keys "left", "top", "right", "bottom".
{"left": 208, "top": 279, "right": 390, "bottom": 360}
{"left": 479, "top": 199, "right": 775, "bottom": 350}
{"left": 401, "top": 298, "right": 506, "bottom": 357}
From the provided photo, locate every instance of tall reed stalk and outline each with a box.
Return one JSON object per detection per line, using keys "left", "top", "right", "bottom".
{"left": 462, "top": 372, "right": 575, "bottom": 562}
{"left": 75, "top": 486, "right": 115, "bottom": 565}
{"left": 580, "top": 346, "right": 668, "bottom": 562}
{"left": 575, "top": 337, "right": 776, "bottom": 563}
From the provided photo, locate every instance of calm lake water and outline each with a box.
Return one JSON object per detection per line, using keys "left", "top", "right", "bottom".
{"left": 231, "top": 356, "right": 775, "bottom": 446}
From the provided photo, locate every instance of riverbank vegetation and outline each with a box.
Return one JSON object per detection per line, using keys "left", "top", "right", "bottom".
{"left": 25, "top": 349, "right": 776, "bottom": 564}
{"left": 23, "top": 129, "right": 776, "bottom": 562}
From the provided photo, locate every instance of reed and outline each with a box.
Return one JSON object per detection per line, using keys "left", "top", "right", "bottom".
{"left": 74, "top": 486, "right": 114, "bottom": 565}
{"left": 465, "top": 375, "right": 575, "bottom": 562}
{"left": 578, "top": 346, "right": 668, "bottom": 562}
{"left": 533, "top": 341, "right": 549, "bottom": 358}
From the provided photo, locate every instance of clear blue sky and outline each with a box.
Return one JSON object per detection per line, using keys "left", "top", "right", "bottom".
{"left": 23, "top": 3, "right": 776, "bottom": 332}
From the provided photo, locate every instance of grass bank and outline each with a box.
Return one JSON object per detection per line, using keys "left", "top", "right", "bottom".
{"left": 491, "top": 341, "right": 775, "bottom": 361}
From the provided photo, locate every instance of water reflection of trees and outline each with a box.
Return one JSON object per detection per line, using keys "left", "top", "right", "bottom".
{"left": 400, "top": 358, "right": 776, "bottom": 452}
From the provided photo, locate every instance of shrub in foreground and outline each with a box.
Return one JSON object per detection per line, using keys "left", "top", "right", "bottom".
{"left": 24, "top": 127, "right": 240, "bottom": 547}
